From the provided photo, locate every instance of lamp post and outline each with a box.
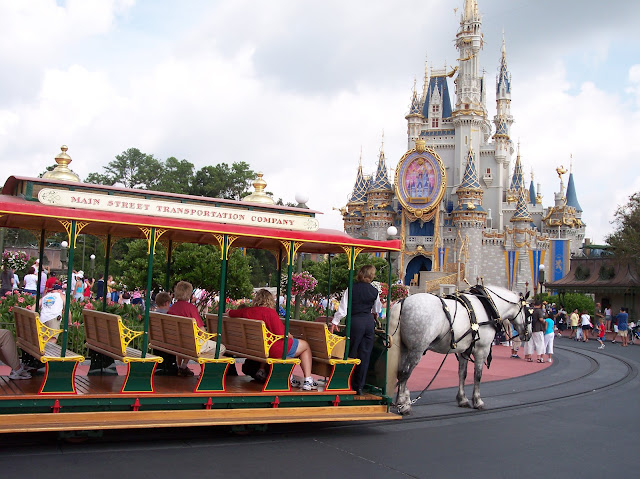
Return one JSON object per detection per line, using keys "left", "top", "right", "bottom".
{"left": 538, "top": 264, "right": 546, "bottom": 298}
{"left": 60, "top": 241, "right": 68, "bottom": 273}
{"left": 90, "top": 254, "right": 96, "bottom": 279}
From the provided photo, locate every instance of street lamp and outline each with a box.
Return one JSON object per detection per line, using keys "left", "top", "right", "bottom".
{"left": 90, "top": 254, "right": 96, "bottom": 278}
{"left": 60, "top": 241, "right": 68, "bottom": 272}
{"left": 538, "top": 263, "right": 546, "bottom": 297}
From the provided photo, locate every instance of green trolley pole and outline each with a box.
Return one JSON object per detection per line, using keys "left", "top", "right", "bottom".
{"left": 383, "top": 251, "right": 393, "bottom": 396}
{"left": 142, "top": 227, "right": 155, "bottom": 357}
{"left": 282, "top": 241, "right": 295, "bottom": 360}
{"left": 275, "top": 253, "right": 283, "bottom": 314}
{"left": 343, "top": 246, "right": 355, "bottom": 361}
{"left": 61, "top": 221, "right": 77, "bottom": 357}
{"left": 325, "top": 254, "right": 332, "bottom": 323}
{"left": 215, "top": 235, "right": 229, "bottom": 358}
{"left": 165, "top": 239, "right": 173, "bottom": 292}
{"left": 102, "top": 234, "right": 111, "bottom": 312}
{"left": 35, "top": 229, "right": 46, "bottom": 312}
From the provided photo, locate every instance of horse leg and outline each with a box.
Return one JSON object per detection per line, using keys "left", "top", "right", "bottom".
{"left": 396, "top": 348, "right": 423, "bottom": 415}
{"left": 471, "top": 358, "right": 485, "bottom": 410}
{"left": 456, "top": 355, "right": 471, "bottom": 408}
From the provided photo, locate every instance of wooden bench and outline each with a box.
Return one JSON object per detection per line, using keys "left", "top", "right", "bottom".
{"left": 13, "top": 307, "right": 85, "bottom": 395}
{"left": 83, "top": 310, "right": 163, "bottom": 393}
{"left": 148, "top": 312, "right": 234, "bottom": 393}
{"left": 288, "top": 319, "right": 360, "bottom": 392}
{"left": 205, "top": 313, "right": 300, "bottom": 392}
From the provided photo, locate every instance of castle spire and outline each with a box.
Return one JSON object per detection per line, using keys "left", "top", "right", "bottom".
{"left": 511, "top": 188, "right": 532, "bottom": 222}
{"left": 460, "top": 145, "right": 481, "bottom": 190}
{"left": 409, "top": 77, "right": 421, "bottom": 114}
{"left": 566, "top": 171, "right": 582, "bottom": 212}
{"left": 372, "top": 134, "right": 392, "bottom": 190}
{"left": 509, "top": 144, "right": 525, "bottom": 193}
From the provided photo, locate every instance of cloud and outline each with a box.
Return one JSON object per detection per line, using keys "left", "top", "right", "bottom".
{"left": 0, "top": 0, "right": 638, "bottom": 247}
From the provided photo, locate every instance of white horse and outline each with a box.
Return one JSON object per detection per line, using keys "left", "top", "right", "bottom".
{"left": 390, "top": 285, "right": 531, "bottom": 415}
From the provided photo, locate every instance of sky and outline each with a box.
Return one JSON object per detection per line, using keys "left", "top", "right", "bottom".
{"left": 0, "top": 0, "right": 638, "bottom": 244}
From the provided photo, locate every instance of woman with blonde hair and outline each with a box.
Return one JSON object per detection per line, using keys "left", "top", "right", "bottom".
{"left": 168, "top": 281, "right": 226, "bottom": 377}
{"left": 229, "top": 289, "right": 315, "bottom": 390}
{"left": 331, "top": 264, "right": 381, "bottom": 395}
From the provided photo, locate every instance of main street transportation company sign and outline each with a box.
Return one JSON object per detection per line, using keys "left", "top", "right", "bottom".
{"left": 38, "top": 188, "right": 320, "bottom": 232}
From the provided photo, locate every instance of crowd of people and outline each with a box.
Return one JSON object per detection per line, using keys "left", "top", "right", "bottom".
{"left": 503, "top": 299, "right": 635, "bottom": 363}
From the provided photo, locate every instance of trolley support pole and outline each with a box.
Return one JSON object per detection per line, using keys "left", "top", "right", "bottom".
{"left": 343, "top": 246, "right": 355, "bottom": 361}
{"left": 282, "top": 240, "right": 295, "bottom": 360}
{"left": 383, "top": 251, "right": 393, "bottom": 396}
{"left": 142, "top": 227, "right": 155, "bottom": 357}
{"left": 275, "top": 253, "right": 283, "bottom": 315}
{"left": 215, "top": 234, "right": 229, "bottom": 358}
{"left": 325, "top": 254, "right": 332, "bottom": 324}
{"left": 102, "top": 234, "right": 111, "bottom": 312}
{"left": 61, "top": 220, "right": 77, "bottom": 357}
{"left": 165, "top": 239, "right": 173, "bottom": 292}
{"left": 35, "top": 229, "right": 46, "bottom": 312}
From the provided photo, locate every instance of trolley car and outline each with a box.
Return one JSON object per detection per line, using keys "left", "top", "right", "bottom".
{"left": 0, "top": 151, "right": 402, "bottom": 434}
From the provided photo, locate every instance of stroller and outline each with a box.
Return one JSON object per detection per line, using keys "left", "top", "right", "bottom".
{"left": 629, "top": 322, "right": 640, "bottom": 345}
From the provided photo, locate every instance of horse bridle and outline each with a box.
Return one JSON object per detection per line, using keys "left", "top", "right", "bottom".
{"left": 484, "top": 287, "right": 532, "bottom": 342}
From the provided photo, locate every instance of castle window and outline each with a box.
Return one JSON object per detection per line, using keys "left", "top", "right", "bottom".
{"left": 432, "top": 105, "right": 440, "bottom": 114}
{"left": 432, "top": 118, "right": 439, "bottom": 128}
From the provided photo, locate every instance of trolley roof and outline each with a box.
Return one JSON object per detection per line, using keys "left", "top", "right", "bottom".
{"left": 0, "top": 176, "right": 401, "bottom": 254}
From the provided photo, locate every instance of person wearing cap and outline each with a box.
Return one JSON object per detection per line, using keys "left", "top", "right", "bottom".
{"left": 73, "top": 271, "right": 84, "bottom": 300}
{"left": 39, "top": 284, "right": 66, "bottom": 343}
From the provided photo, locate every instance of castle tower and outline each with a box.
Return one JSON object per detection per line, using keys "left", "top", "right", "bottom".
{"left": 406, "top": 79, "right": 423, "bottom": 148}
{"left": 344, "top": 155, "right": 369, "bottom": 237}
{"left": 493, "top": 33, "right": 514, "bottom": 229}
{"left": 365, "top": 137, "right": 396, "bottom": 240}
{"left": 452, "top": 0, "right": 490, "bottom": 186}
{"left": 452, "top": 144, "right": 487, "bottom": 282}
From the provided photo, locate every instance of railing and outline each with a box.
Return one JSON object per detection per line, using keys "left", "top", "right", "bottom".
{"left": 423, "top": 273, "right": 459, "bottom": 293}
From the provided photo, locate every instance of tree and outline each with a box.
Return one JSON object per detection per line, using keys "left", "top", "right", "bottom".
{"left": 190, "top": 162, "right": 255, "bottom": 199}
{"left": 606, "top": 192, "right": 640, "bottom": 266}
{"left": 305, "top": 253, "right": 394, "bottom": 297}
{"left": 85, "top": 148, "right": 163, "bottom": 189}
{"left": 155, "top": 157, "right": 195, "bottom": 194}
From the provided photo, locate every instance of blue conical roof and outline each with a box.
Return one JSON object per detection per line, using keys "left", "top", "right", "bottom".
{"left": 529, "top": 180, "right": 536, "bottom": 205}
{"left": 497, "top": 38, "right": 511, "bottom": 96}
{"left": 349, "top": 165, "right": 368, "bottom": 203}
{"left": 511, "top": 190, "right": 532, "bottom": 222}
{"left": 510, "top": 153, "right": 525, "bottom": 192}
{"left": 422, "top": 75, "right": 452, "bottom": 119}
{"left": 409, "top": 88, "right": 421, "bottom": 114}
{"left": 565, "top": 172, "right": 582, "bottom": 212}
{"left": 460, "top": 148, "right": 481, "bottom": 190}
{"left": 371, "top": 150, "right": 392, "bottom": 190}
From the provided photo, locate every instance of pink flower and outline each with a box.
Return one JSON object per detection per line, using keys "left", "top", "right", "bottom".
{"left": 8, "top": 306, "right": 12, "bottom": 312}
{"left": 4, "top": 291, "right": 11, "bottom": 297}
{"left": 18, "top": 297, "right": 24, "bottom": 303}
{"left": 84, "top": 302, "right": 93, "bottom": 309}
{"left": 26, "top": 305, "right": 33, "bottom": 310}
{"left": 138, "top": 314, "right": 142, "bottom": 320}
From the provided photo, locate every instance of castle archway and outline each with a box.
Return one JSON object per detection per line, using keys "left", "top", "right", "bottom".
{"left": 404, "top": 255, "right": 432, "bottom": 285}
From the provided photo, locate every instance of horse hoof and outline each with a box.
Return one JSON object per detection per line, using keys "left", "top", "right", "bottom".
{"left": 473, "top": 402, "right": 485, "bottom": 410}
{"left": 396, "top": 404, "right": 412, "bottom": 416}
{"left": 458, "top": 401, "right": 471, "bottom": 408}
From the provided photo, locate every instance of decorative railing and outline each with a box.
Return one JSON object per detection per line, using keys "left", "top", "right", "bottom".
{"left": 423, "top": 273, "right": 459, "bottom": 293}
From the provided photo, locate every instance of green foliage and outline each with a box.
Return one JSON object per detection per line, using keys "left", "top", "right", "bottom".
{"left": 245, "top": 249, "right": 277, "bottom": 287}
{"left": 189, "top": 161, "right": 255, "bottom": 199}
{"left": 606, "top": 192, "right": 640, "bottom": 266}
{"left": 559, "top": 293, "right": 595, "bottom": 315}
{"left": 305, "top": 253, "right": 395, "bottom": 296}
{"left": 156, "top": 157, "right": 195, "bottom": 194}
{"left": 85, "top": 148, "right": 163, "bottom": 189}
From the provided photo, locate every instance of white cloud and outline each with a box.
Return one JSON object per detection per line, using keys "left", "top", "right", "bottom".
{"left": 0, "top": 0, "right": 638, "bottom": 246}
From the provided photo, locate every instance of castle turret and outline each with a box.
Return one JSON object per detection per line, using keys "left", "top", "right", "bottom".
{"left": 493, "top": 33, "right": 514, "bottom": 229}
{"left": 452, "top": 144, "right": 487, "bottom": 228}
{"left": 406, "top": 79, "right": 424, "bottom": 149}
{"left": 343, "top": 155, "right": 369, "bottom": 237}
{"left": 365, "top": 138, "right": 396, "bottom": 240}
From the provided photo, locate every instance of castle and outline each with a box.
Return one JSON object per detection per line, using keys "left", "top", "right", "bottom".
{"left": 340, "top": 0, "right": 585, "bottom": 293}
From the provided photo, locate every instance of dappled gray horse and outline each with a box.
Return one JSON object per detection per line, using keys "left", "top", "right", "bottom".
{"left": 390, "top": 286, "right": 531, "bottom": 414}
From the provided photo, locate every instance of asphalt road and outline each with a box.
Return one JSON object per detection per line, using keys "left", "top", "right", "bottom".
{"left": 2, "top": 337, "right": 639, "bottom": 479}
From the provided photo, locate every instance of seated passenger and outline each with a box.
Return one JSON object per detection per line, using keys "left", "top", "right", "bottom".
{"left": 39, "top": 284, "right": 66, "bottom": 343}
{"left": 168, "top": 281, "right": 226, "bottom": 377}
{"left": 0, "top": 328, "right": 31, "bottom": 379}
{"left": 153, "top": 291, "right": 172, "bottom": 313}
{"left": 229, "top": 289, "right": 316, "bottom": 390}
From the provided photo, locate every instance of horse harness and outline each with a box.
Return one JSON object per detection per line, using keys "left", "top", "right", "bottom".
{"left": 431, "top": 287, "right": 503, "bottom": 355}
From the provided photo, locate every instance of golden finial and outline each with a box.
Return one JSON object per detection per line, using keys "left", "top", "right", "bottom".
{"left": 466, "top": 201, "right": 476, "bottom": 210}
{"left": 415, "top": 138, "right": 426, "bottom": 152}
{"left": 381, "top": 130, "right": 385, "bottom": 152}
{"left": 242, "top": 172, "right": 275, "bottom": 205}
{"left": 556, "top": 165, "right": 568, "bottom": 179}
{"left": 42, "top": 145, "right": 81, "bottom": 182}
